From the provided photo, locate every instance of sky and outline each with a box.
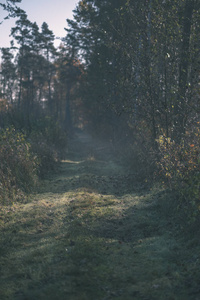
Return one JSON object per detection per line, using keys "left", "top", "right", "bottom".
{"left": 0, "top": 0, "right": 79, "bottom": 48}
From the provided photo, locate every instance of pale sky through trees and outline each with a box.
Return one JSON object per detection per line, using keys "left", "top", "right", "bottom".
{"left": 0, "top": 0, "right": 79, "bottom": 48}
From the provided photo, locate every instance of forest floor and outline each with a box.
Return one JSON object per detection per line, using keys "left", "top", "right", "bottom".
{"left": 0, "top": 131, "right": 200, "bottom": 300}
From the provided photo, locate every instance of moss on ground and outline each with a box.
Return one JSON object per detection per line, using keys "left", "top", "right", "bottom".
{"left": 0, "top": 132, "right": 200, "bottom": 299}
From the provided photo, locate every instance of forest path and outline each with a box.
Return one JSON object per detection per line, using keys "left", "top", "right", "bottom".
{"left": 0, "top": 131, "right": 196, "bottom": 300}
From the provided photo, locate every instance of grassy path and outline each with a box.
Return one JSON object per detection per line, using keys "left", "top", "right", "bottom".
{"left": 0, "top": 132, "right": 199, "bottom": 299}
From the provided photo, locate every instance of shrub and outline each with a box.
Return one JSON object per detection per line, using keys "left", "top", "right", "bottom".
{"left": 0, "top": 127, "right": 38, "bottom": 204}
{"left": 121, "top": 120, "right": 158, "bottom": 182}
{"left": 157, "top": 124, "right": 200, "bottom": 221}
{"left": 29, "top": 117, "right": 68, "bottom": 177}
{"left": 0, "top": 114, "right": 68, "bottom": 204}
{"left": 30, "top": 132, "right": 58, "bottom": 178}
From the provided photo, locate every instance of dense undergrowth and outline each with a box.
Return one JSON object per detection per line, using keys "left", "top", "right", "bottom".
{"left": 157, "top": 124, "right": 200, "bottom": 222}
{"left": 107, "top": 121, "right": 200, "bottom": 224}
{"left": 0, "top": 127, "right": 38, "bottom": 204}
{"left": 0, "top": 113, "right": 67, "bottom": 205}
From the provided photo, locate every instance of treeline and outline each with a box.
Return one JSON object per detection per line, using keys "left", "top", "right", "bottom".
{"left": 66, "top": 0, "right": 199, "bottom": 139}
{"left": 0, "top": 14, "right": 83, "bottom": 131}
{"left": 0, "top": 2, "right": 82, "bottom": 203}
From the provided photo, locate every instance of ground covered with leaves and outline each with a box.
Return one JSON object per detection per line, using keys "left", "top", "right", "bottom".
{"left": 0, "top": 132, "right": 200, "bottom": 300}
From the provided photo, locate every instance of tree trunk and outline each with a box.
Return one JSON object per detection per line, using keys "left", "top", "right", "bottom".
{"left": 175, "top": 0, "right": 195, "bottom": 137}
{"left": 65, "top": 83, "right": 72, "bottom": 135}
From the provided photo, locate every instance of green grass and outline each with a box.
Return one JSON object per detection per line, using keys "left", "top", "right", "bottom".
{"left": 0, "top": 134, "right": 200, "bottom": 299}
